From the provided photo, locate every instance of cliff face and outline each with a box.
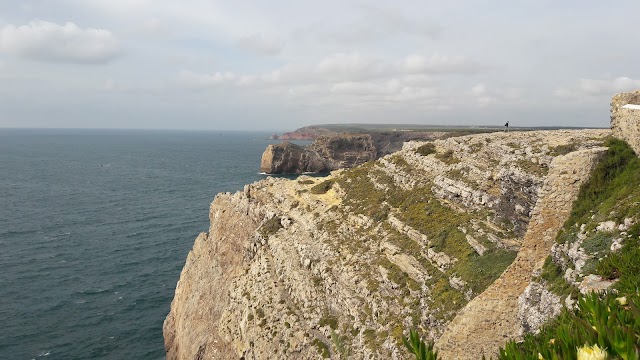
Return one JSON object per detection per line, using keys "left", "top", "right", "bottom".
{"left": 260, "top": 134, "right": 378, "bottom": 174}
{"left": 611, "top": 90, "right": 640, "bottom": 155}
{"left": 260, "top": 142, "right": 327, "bottom": 174}
{"left": 165, "top": 129, "right": 610, "bottom": 359}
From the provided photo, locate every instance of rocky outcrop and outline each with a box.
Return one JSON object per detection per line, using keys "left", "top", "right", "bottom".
{"left": 309, "top": 134, "right": 377, "bottom": 170}
{"left": 165, "top": 129, "right": 610, "bottom": 360}
{"left": 260, "top": 142, "right": 327, "bottom": 174}
{"left": 260, "top": 134, "right": 378, "bottom": 174}
{"left": 611, "top": 90, "right": 640, "bottom": 155}
{"left": 262, "top": 132, "right": 445, "bottom": 174}
{"left": 434, "top": 147, "right": 605, "bottom": 359}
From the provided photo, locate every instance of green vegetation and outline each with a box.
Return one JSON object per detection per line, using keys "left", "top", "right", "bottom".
{"left": 455, "top": 249, "right": 517, "bottom": 294}
{"left": 561, "top": 138, "right": 640, "bottom": 231}
{"left": 330, "top": 329, "right": 351, "bottom": 359}
{"left": 402, "top": 293, "right": 640, "bottom": 359}
{"left": 318, "top": 314, "right": 338, "bottom": 330}
{"left": 258, "top": 216, "right": 282, "bottom": 238}
{"left": 403, "top": 329, "right": 439, "bottom": 360}
{"left": 310, "top": 179, "right": 335, "bottom": 194}
{"left": 416, "top": 143, "right": 436, "bottom": 156}
{"left": 498, "top": 292, "right": 640, "bottom": 360}
{"left": 378, "top": 257, "right": 421, "bottom": 292}
{"left": 538, "top": 255, "right": 578, "bottom": 298}
{"left": 596, "top": 223, "right": 640, "bottom": 293}
{"left": 312, "top": 338, "right": 331, "bottom": 358}
{"left": 581, "top": 232, "right": 614, "bottom": 255}
{"left": 435, "top": 150, "right": 460, "bottom": 165}
{"left": 550, "top": 143, "right": 578, "bottom": 156}
{"left": 298, "top": 179, "right": 315, "bottom": 185}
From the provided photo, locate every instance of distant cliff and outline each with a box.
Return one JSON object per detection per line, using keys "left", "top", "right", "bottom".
{"left": 260, "top": 131, "right": 444, "bottom": 174}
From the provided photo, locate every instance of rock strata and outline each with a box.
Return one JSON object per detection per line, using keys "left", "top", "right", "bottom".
{"left": 260, "top": 142, "right": 327, "bottom": 174}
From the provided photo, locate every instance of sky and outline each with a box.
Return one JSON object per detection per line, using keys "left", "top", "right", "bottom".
{"left": 0, "top": 1, "right": 639, "bottom": 131}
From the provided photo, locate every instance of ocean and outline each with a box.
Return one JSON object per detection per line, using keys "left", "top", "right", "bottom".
{"left": 0, "top": 129, "right": 282, "bottom": 359}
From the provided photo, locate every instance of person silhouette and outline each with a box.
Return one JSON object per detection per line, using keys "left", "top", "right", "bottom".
{"left": 504, "top": 121, "right": 509, "bottom": 132}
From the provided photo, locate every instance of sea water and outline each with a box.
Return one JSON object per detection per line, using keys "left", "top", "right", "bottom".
{"left": 0, "top": 129, "right": 280, "bottom": 359}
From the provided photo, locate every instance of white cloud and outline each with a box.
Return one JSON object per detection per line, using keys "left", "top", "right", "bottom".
{"left": 0, "top": 20, "right": 121, "bottom": 64}
{"left": 237, "top": 34, "right": 283, "bottom": 56}
{"left": 137, "top": 18, "right": 172, "bottom": 37}
{"left": 403, "top": 54, "right": 482, "bottom": 74}
{"left": 177, "top": 70, "right": 237, "bottom": 89}
{"left": 556, "top": 76, "right": 640, "bottom": 98}
{"left": 314, "top": 53, "right": 388, "bottom": 81}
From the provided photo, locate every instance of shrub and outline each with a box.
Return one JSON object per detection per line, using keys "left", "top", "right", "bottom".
{"left": 310, "top": 179, "right": 334, "bottom": 194}
{"left": 416, "top": 143, "right": 436, "bottom": 156}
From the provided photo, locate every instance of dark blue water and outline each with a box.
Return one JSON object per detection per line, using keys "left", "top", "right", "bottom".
{"left": 0, "top": 129, "right": 277, "bottom": 359}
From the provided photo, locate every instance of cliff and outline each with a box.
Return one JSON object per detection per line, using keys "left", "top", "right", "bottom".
{"left": 611, "top": 90, "right": 640, "bottom": 155}
{"left": 165, "top": 127, "right": 611, "bottom": 359}
{"left": 261, "top": 132, "right": 444, "bottom": 174}
{"left": 260, "top": 142, "right": 328, "bottom": 174}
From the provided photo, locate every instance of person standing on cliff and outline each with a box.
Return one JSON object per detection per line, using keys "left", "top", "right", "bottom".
{"left": 504, "top": 121, "right": 509, "bottom": 132}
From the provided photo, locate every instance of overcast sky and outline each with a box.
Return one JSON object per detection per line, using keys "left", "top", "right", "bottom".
{"left": 0, "top": 1, "right": 638, "bottom": 131}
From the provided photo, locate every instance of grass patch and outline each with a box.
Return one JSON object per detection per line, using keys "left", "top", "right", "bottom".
{"left": 312, "top": 338, "right": 331, "bottom": 358}
{"left": 310, "top": 179, "right": 335, "bottom": 194}
{"left": 435, "top": 150, "right": 460, "bottom": 165}
{"left": 550, "top": 143, "right": 577, "bottom": 156}
{"left": 416, "top": 143, "right": 436, "bottom": 156}
{"left": 561, "top": 138, "right": 640, "bottom": 231}
{"left": 596, "top": 223, "right": 640, "bottom": 293}
{"left": 538, "top": 256, "right": 578, "bottom": 298}
{"left": 298, "top": 179, "right": 315, "bottom": 185}
{"left": 581, "top": 232, "right": 614, "bottom": 255}
{"left": 454, "top": 248, "right": 517, "bottom": 294}
{"left": 319, "top": 314, "right": 339, "bottom": 330}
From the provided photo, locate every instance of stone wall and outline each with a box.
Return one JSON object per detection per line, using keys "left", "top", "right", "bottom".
{"left": 611, "top": 90, "right": 640, "bottom": 155}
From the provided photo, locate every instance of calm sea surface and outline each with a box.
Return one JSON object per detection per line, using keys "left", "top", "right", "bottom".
{"left": 0, "top": 129, "right": 282, "bottom": 359}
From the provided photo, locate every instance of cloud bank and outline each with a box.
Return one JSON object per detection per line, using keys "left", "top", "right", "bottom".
{"left": 0, "top": 20, "right": 121, "bottom": 64}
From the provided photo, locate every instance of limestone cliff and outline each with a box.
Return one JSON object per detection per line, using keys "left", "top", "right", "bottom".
{"left": 260, "top": 142, "right": 327, "bottom": 174}
{"left": 165, "top": 129, "right": 610, "bottom": 359}
{"left": 260, "top": 134, "right": 379, "bottom": 174}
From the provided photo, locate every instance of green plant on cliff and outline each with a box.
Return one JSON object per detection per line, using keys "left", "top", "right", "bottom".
{"left": 562, "top": 138, "right": 640, "bottom": 231}
{"left": 310, "top": 179, "right": 335, "bottom": 194}
{"left": 403, "top": 292, "right": 640, "bottom": 359}
{"left": 416, "top": 143, "right": 436, "bottom": 156}
{"left": 497, "top": 291, "right": 640, "bottom": 360}
{"left": 544, "top": 139, "right": 640, "bottom": 296}
{"left": 403, "top": 329, "right": 439, "bottom": 360}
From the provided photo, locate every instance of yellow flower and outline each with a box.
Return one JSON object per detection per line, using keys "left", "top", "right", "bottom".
{"left": 549, "top": 338, "right": 556, "bottom": 345}
{"left": 577, "top": 344, "right": 608, "bottom": 360}
{"left": 616, "top": 296, "right": 627, "bottom": 306}
{"left": 538, "top": 352, "right": 545, "bottom": 360}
